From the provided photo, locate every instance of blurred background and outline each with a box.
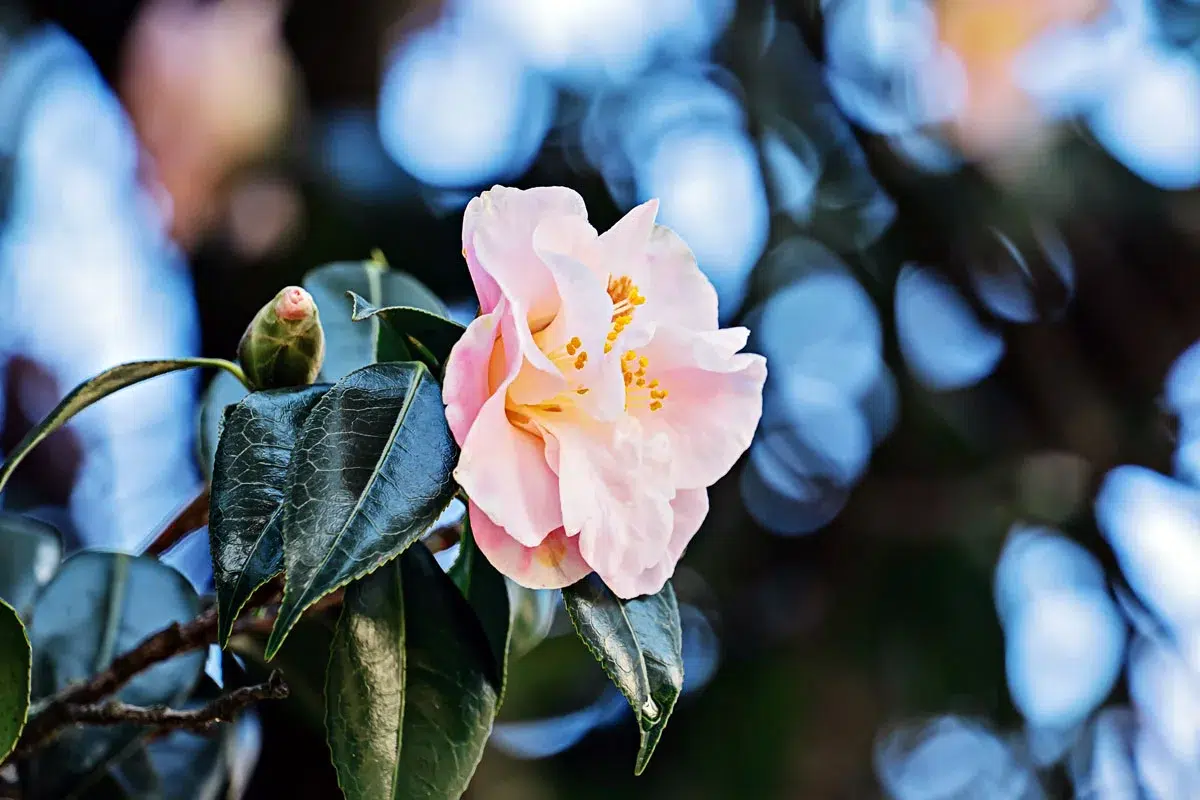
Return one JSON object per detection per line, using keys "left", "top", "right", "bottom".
{"left": 2, "top": 0, "right": 1200, "bottom": 796}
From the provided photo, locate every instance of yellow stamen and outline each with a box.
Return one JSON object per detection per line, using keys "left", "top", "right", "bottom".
{"left": 606, "top": 275, "right": 645, "bottom": 350}
{"left": 650, "top": 401, "right": 663, "bottom": 411}
{"left": 576, "top": 387, "right": 589, "bottom": 395}
{"left": 574, "top": 352, "right": 588, "bottom": 369}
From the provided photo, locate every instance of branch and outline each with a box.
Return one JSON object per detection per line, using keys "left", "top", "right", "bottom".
{"left": 9, "top": 674, "right": 287, "bottom": 762}
{"left": 143, "top": 485, "right": 211, "bottom": 557}
{"left": 10, "top": 589, "right": 343, "bottom": 765}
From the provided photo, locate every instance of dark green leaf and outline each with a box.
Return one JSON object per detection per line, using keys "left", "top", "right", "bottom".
{"left": 0, "top": 359, "right": 246, "bottom": 497}
{"left": 209, "top": 385, "right": 331, "bottom": 647}
{"left": 0, "top": 512, "right": 61, "bottom": 614}
{"left": 0, "top": 598, "right": 29, "bottom": 762}
{"left": 563, "top": 577, "right": 684, "bottom": 775}
{"left": 348, "top": 292, "right": 466, "bottom": 373}
{"left": 326, "top": 546, "right": 500, "bottom": 800}
{"left": 449, "top": 517, "right": 511, "bottom": 701}
{"left": 264, "top": 362, "right": 458, "bottom": 659}
{"left": 198, "top": 368, "right": 250, "bottom": 481}
{"left": 24, "top": 552, "right": 204, "bottom": 798}
{"left": 303, "top": 260, "right": 447, "bottom": 381}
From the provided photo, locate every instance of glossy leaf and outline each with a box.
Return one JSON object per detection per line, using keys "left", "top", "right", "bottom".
{"left": 348, "top": 292, "right": 466, "bottom": 373}
{"left": 563, "top": 577, "right": 684, "bottom": 775}
{"left": 0, "top": 358, "right": 246, "bottom": 497}
{"left": 24, "top": 552, "right": 204, "bottom": 798}
{"left": 304, "top": 260, "right": 447, "bottom": 381}
{"left": 209, "top": 385, "right": 331, "bottom": 647}
{"left": 0, "top": 512, "right": 61, "bottom": 614}
{"left": 264, "top": 362, "right": 458, "bottom": 659}
{"left": 0, "top": 598, "right": 30, "bottom": 763}
{"left": 449, "top": 517, "right": 512, "bottom": 701}
{"left": 198, "top": 368, "right": 250, "bottom": 481}
{"left": 326, "top": 546, "right": 500, "bottom": 800}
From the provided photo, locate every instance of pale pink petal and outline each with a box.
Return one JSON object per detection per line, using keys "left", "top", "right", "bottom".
{"left": 598, "top": 200, "right": 719, "bottom": 332}
{"left": 635, "top": 325, "right": 767, "bottom": 490}
{"left": 469, "top": 502, "right": 592, "bottom": 590}
{"left": 512, "top": 215, "right": 626, "bottom": 419}
{"left": 541, "top": 414, "right": 675, "bottom": 579}
{"left": 454, "top": 310, "right": 562, "bottom": 547}
{"left": 604, "top": 488, "right": 709, "bottom": 599}
{"left": 467, "top": 185, "right": 587, "bottom": 321}
{"left": 472, "top": 197, "right": 598, "bottom": 403}
{"left": 442, "top": 308, "right": 501, "bottom": 446}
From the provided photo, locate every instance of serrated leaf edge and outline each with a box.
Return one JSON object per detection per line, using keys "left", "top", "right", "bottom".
{"left": 0, "top": 597, "right": 30, "bottom": 764}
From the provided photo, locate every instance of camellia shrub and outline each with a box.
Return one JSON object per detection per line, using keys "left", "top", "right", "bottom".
{"left": 0, "top": 186, "right": 765, "bottom": 799}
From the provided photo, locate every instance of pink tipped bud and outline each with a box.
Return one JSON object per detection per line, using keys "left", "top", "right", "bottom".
{"left": 238, "top": 285, "right": 326, "bottom": 389}
{"left": 275, "top": 286, "right": 314, "bottom": 322}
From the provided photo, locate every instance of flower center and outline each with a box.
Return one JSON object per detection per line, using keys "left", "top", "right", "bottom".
{"left": 621, "top": 350, "right": 667, "bottom": 412}
{"left": 604, "top": 275, "right": 645, "bottom": 354}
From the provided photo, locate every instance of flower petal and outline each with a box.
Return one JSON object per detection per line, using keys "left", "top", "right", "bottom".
{"left": 469, "top": 502, "right": 592, "bottom": 590}
{"left": 454, "top": 309, "right": 562, "bottom": 546}
{"left": 541, "top": 414, "right": 675, "bottom": 580}
{"left": 466, "top": 185, "right": 588, "bottom": 320}
{"left": 636, "top": 325, "right": 767, "bottom": 489}
{"left": 598, "top": 200, "right": 720, "bottom": 332}
{"left": 442, "top": 308, "right": 501, "bottom": 445}
{"left": 605, "top": 488, "right": 709, "bottom": 598}
{"left": 507, "top": 215, "right": 626, "bottom": 419}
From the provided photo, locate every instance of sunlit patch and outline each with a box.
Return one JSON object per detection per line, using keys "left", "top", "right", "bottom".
{"left": 994, "top": 526, "right": 1126, "bottom": 729}
{"left": 874, "top": 715, "right": 1038, "bottom": 799}
{"left": 895, "top": 263, "right": 1004, "bottom": 391}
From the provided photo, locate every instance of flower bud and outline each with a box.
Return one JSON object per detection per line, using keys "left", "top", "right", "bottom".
{"left": 238, "top": 286, "right": 325, "bottom": 389}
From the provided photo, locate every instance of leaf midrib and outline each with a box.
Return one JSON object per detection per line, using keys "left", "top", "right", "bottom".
{"left": 616, "top": 596, "right": 654, "bottom": 718}
{"left": 294, "top": 364, "right": 428, "bottom": 605}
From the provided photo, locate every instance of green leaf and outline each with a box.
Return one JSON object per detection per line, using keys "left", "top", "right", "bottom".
{"left": 264, "top": 362, "right": 458, "bottom": 659}
{"left": 209, "top": 385, "right": 331, "bottom": 647}
{"left": 0, "top": 512, "right": 61, "bottom": 614}
{"left": 563, "top": 577, "right": 684, "bottom": 775}
{"left": 348, "top": 292, "right": 466, "bottom": 373}
{"left": 197, "top": 368, "right": 250, "bottom": 481}
{"left": 326, "top": 546, "right": 500, "bottom": 800}
{"left": 0, "top": 598, "right": 30, "bottom": 763}
{"left": 23, "top": 552, "right": 204, "bottom": 798}
{"left": 448, "top": 516, "right": 512, "bottom": 702}
{"left": 0, "top": 359, "right": 246, "bottom": 497}
{"left": 304, "top": 260, "right": 447, "bottom": 381}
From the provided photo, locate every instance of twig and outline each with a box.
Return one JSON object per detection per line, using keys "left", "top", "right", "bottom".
{"left": 9, "top": 589, "right": 343, "bottom": 765}
{"left": 9, "top": 674, "right": 287, "bottom": 762}
{"left": 142, "top": 485, "right": 211, "bottom": 556}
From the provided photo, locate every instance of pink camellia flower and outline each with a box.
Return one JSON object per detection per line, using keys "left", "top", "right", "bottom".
{"left": 443, "top": 186, "right": 766, "bottom": 598}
